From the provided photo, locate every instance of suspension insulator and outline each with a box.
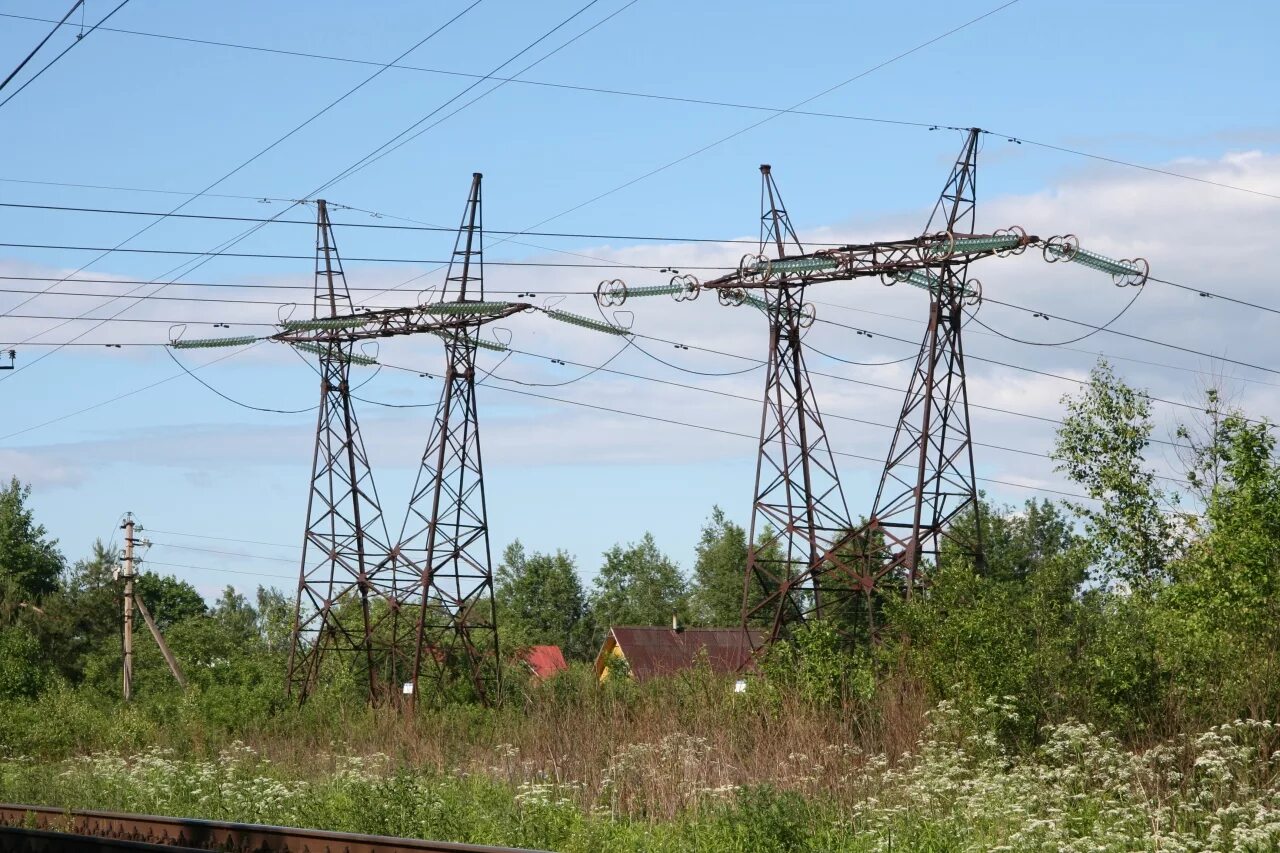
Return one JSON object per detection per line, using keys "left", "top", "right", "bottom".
{"left": 292, "top": 341, "right": 378, "bottom": 366}
{"left": 880, "top": 269, "right": 980, "bottom": 303}
{"left": 949, "top": 234, "right": 1027, "bottom": 254}
{"left": 422, "top": 301, "right": 510, "bottom": 315}
{"left": 625, "top": 283, "right": 686, "bottom": 299}
{"left": 544, "top": 308, "right": 630, "bottom": 336}
{"left": 1044, "top": 235, "right": 1149, "bottom": 287}
{"left": 279, "top": 316, "right": 368, "bottom": 331}
{"left": 171, "top": 335, "right": 260, "bottom": 349}
{"left": 768, "top": 256, "right": 840, "bottom": 275}
{"left": 741, "top": 294, "right": 769, "bottom": 311}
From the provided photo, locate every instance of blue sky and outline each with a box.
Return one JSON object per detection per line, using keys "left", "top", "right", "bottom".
{"left": 1, "top": 0, "right": 1277, "bottom": 600}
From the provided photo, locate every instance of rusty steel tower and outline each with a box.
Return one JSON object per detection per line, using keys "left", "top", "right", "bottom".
{"left": 850, "top": 129, "right": 986, "bottom": 619}
{"left": 392, "top": 173, "right": 503, "bottom": 707}
{"left": 593, "top": 127, "right": 1149, "bottom": 648}
{"left": 285, "top": 198, "right": 397, "bottom": 702}
{"left": 736, "top": 166, "right": 856, "bottom": 637}
{"left": 262, "top": 176, "right": 527, "bottom": 706}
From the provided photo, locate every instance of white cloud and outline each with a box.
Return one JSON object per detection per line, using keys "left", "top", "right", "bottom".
{"left": 4, "top": 149, "right": 1278, "bottom": 521}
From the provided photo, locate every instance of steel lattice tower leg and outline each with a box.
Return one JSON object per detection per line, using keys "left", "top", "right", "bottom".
{"left": 286, "top": 199, "right": 395, "bottom": 703}
{"left": 840, "top": 128, "right": 986, "bottom": 631}
{"left": 394, "top": 174, "right": 501, "bottom": 707}
{"left": 740, "top": 165, "right": 857, "bottom": 644}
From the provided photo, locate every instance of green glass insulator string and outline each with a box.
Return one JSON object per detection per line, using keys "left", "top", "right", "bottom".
{"left": 1046, "top": 243, "right": 1145, "bottom": 278}
{"left": 291, "top": 341, "right": 378, "bottom": 366}
{"left": 171, "top": 335, "right": 260, "bottom": 349}
{"left": 929, "top": 234, "right": 1025, "bottom": 256}
{"left": 625, "top": 284, "right": 687, "bottom": 298}
{"left": 544, "top": 308, "right": 630, "bottom": 336}
{"left": 746, "top": 256, "right": 840, "bottom": 275}
{"left": 422, "top": 301, "right": 511, "bottom": 316}
{"left": 279, "top": 317, "right": 367, "bottom": 331}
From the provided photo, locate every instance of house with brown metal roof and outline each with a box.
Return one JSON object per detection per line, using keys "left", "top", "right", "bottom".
{"left": 518, "top": 645, "right": 568, "bottom": 681}
{"left": 593, "top": 623, "right": 762, "bottom": 682}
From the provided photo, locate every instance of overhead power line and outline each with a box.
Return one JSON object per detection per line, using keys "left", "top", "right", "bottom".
{"left": 0, "top": 200, "right": 842, "bottom": 246}
{"left": 147, "top": 541, "right": 296, "bottom": 563}
{"left": 489, "top": 0, "right": 1025, "bottom": 247}
{"left": 6, "top": 9, "right": 1271, "bottom": 202}
{"left": 145, "top": 528, "right": 300, "bottom": 550}
{"left": 0, "top": 1, "right": 486, "bottom": 375}
{"left": 0, "top": 1, "right": 83, "bottom": 95}
{"left": 370, "top": 358, "right": 1188, "bottom": 507}
{"left": 140, "top": 557, "right": 293, "bottom": 583}
{"left": 0, "top": 241, "right": 729, "bottom": 269}
{"left": 0, "top": 0, "right": 131, "bottom": 111}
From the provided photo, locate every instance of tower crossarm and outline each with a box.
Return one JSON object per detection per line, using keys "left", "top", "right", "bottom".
{"left": 269, "top": 301, "right": 531, "bottom": 344}
{"left": 702, "top": 228, "right": 1041, "bottom": 293}
{"left": 594, "top": 228, "right": 1150, "bottom": 310}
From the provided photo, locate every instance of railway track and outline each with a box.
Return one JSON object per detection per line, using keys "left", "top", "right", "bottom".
{"left": 0, "top": 803, "right": 551, "bottom": 853}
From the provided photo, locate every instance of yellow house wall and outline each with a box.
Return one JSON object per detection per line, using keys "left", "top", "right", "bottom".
{"left": 598, "top": 644, "right": 627, "bottom": 682}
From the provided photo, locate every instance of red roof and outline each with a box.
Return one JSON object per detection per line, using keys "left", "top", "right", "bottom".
{"left": 519, "top": 645, "right": 568, "bottom": 680}
{"left": 597, "top": 627, "right": 761, "bottom": 681}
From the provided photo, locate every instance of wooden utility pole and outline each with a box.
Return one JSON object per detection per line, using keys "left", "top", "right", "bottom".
{"left": 120, "top": 513, "right": 186, "bottom": 700}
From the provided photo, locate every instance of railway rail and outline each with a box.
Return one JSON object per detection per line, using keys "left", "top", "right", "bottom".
{"left": 0, "top": 803, "right": 550, "bottom": 853}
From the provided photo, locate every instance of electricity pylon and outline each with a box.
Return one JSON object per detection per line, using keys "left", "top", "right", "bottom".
{"left": 285, "top": 199, "right": 397, "bottom": 703}
{"left": 265, "top": 176, "right": 530, "bottom": 707}
{"left": 736, "top": 166, "right": 855, "bottom": 638}
{"left": 392, "top": 173, "right": 503, "bottom": 707}
{"left": 848, "top": 129, "right": 986, "bottom": 623}
{"left": 593, "top": 127, "right": 1150, "bottom": 648}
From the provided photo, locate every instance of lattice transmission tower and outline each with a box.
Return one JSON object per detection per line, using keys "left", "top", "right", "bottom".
{"left": 592, "top": 127, "right": 1151, "bottom": 648}
{"left": 390, "top": 172, "right": 503, "bottom": 707}
{"left": 264, "top": 177, "right": 526, "bottom": 706}
{"left": 285, "top": 199, "right": 398, "bottom": 703}
{"left": 737, "top": 166, "right": 855, "bottom": 638}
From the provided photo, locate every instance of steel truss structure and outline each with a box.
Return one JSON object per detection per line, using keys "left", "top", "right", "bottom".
{"left": 594, "top": 127, "right": 1149, "bottom": 648}
{"left": 736, "top": 166, "right": 856, "bottom": 638}
{"left": 391, "top": 173, "right": 503, "bottom": 708}
{"left": 286, "top": 199, "right": 398, "bottom": 702}
{"left": 278, "top": 177, "right": 527, "bottom": 706}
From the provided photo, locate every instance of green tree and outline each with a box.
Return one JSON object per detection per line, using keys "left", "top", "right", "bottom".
{"left": 210, "top": 586, "right": 258, "bottom": 642}
{"left": 0, "top": 624, "right": 50, "bottom": 699}
{"left": 0, "top": 478, "right": 65, "bottom": 600}
{"left": 894, "top": 499, "right": 1131, "bottom": 742}
{"left": 136, "top": 571, "right": 207, "bottom": 631}
{"left": 1156, "top": 410, "right": 1280, "bottom": 722}
{"left": 495, "top": 541, "right": 590, "bottom": 660}
{"left": 688, "top": 507, "right": 749, "bottom": 626}
{"left": 587, "top": 533, "right": 687, "bottom": 645}
{"left": 39, "top": 539, "right": 119, "bottom": 685}
{"left": 255, "top": 585, "right": 293, "bottom": 654}
{"left": 1052, "top": 360, "right": 1174, "bottom": 591}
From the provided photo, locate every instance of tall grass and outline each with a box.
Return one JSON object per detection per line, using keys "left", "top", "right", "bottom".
{"left": 3, "top": 693, "right": 1280, "bottom": 851}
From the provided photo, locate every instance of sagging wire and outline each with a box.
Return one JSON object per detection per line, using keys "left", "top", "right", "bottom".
{"left": 964, "top": 283, "right": 1146, "bottom": 347}
{"left": 166, "top": 344, "right": 317, "bottom": 414}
